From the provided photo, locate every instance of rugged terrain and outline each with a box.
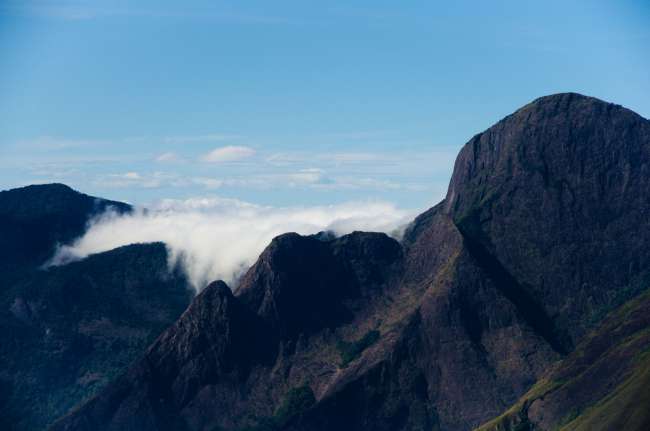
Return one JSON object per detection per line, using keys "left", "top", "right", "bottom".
{"left": 0, "top": 185, "right": 193, "bottom": 430}
{"left": 2, "top": 92, "right": 649, "bottom": 430}
{"left": 44, "top": 93, "right": 650, "bottom": 431}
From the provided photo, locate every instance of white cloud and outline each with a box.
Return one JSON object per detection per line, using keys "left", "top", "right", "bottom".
{"left": 285, "top": 168, "right": 327, "bottom": 185}
{"left": 94, "top": 172, "right": 185, "bottom": 189}
{"left": 155, "top": 152, "right": 181, "bottom": 163}
{"left": 163, "top": 134, "right": 242, "bottom": 144}
{"left": 191, "top": 177, "right": 223, "bottom": 189}
{"left": 200, "top": 146, "right": 256, "bottom": 163}
{"left": 123, "top": 172, "right": 141, "bottom": 179}
{"left": 48, "top": 197, "right": 414, "bottom": 291}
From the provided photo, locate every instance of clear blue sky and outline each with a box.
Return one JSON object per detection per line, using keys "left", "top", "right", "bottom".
{"left": 1, "top": 0, "right": 648, "bottom": 209}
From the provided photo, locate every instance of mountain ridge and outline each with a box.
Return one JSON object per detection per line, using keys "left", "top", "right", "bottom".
{"left": 10, "top": 92, "right": 650, "bottom": 430}
{"left": 0, "top": 186, "right": 192, "bottom": 430}
{"left": 0, "top": 183, "right": 131, "bottom": 276}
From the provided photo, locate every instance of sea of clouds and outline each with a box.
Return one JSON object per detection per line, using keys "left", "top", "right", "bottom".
{"left": 48, "top": 197, "right": 415, "bottom": 291}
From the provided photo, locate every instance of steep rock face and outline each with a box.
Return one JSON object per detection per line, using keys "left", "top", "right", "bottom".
{"left": 445, "top": 93, "right": 650, "bottom": 342}
{"left": 51, "top": 93, "right": 650, "bottom": 431}
{"left": 52, "top": 232, "right": 404, "bottom": 431}
{"left": 295, "top": 218, "right": 558, "bottom": 431}
{"left": 0, "top": 183, "right": 130, "bottom": 274}
{"left": 50, "top": 281, "right": 269, "bottom": 431}
{"left": 0, "top": 243, "right": 192, "bottom": 431}
{"left": 236, "top": 231, "right": 403, "bottom": 339}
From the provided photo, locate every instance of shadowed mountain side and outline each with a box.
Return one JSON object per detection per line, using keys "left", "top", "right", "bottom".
{"left": 0, "top": 243, "right": 192, "bottom": 431}
{"left": 49, "top": 93, "right": 650, "bottom": 431}
{"left": 51, "top": 232, "right": 406, "bottom": 430}
{"left": 0, "top": 183, "right": 131, "bottom": 275}
{"left": 236, "top": 231, "right": 403, "bottom": 340}
{"left": 49, "top": 281, "right": 273, "bottom": 431}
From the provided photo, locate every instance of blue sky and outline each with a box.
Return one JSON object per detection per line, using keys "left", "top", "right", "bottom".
{"left": 1, "top": 0, "right": 649, "bottom": 210}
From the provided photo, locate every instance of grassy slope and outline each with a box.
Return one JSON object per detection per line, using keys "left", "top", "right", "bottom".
{"left": 561, "top": 351, "right": 650, "bottom": 431}
{"left": 475, "top": 289, "right": 650, "bottom": 431}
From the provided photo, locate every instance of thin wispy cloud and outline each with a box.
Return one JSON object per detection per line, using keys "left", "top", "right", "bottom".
{"left": 94, "top": 172, "right": 185, "bottom": 189}
{"left": 4, "top": 130, "right": 453, "bottom": 207}
{"left": 266, "top": 152, "right": 385, "bottom": 166}
{"left": 266, "top": 148, "right": 459, "bottom": 172}
{"left": 89, "top": 167, "right": 422, "bottom": 193}
{"left": 200, "top": 146, "right": 256, "bottom": 163}
{"left": 191, "top": 177, "right": 223, "bottom": 190}
{"left": 162, "top": 134, "right": 242, "bottom": 144}
{"left": 14, "top": 136, "right": 100, "bottom": 151}
{"left": 155, "top": 152, "right": 182, "bottom": 163}
{"left": 319, "top": 130, "right": 394, "bottom": 140}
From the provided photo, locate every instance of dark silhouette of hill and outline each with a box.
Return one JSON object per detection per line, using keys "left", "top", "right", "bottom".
{"left": 0, "top": 185, "right": 192, "bottom": 430}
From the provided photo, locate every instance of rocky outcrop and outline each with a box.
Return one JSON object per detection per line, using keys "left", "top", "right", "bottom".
{"left": 49, "top": 93, "right": 650, "bottom": 431}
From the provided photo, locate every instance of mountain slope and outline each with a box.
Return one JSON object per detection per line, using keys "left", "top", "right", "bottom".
{"left": 0, "top": 183, "right": 130, "bottom": 275}
{"left": 0, "top": 243, "right": 193, "bottom": 431}
{"left": 50, "top": 93, "right": 650, "bottom": 431}
{"left": 475, "top": 290, "right": 650, "bottom": 431}
{"left": 0, "top": 185, "right": 193, "bottom": 430}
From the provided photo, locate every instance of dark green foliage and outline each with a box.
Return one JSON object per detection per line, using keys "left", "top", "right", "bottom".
{"left": 587, "top": 271, "right": 650, "bottom": 326}
{"left": 274, "top": 385, "right": 316, "bottom": 426}
{"left": 0, "top": 243, "right": 191, "bottom": 431}
{"left": 337, "top": 329, "right": 380, "bottom": 367}
{"left": 512, "top": 420, "right": 533, "bottom": 431}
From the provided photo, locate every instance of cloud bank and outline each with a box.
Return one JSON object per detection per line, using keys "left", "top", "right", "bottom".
{"left": 49, "top": 197, "right": 415, "bottom": 291}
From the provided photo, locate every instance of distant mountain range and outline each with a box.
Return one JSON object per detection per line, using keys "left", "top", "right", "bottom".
{"left": 1, "top": 93, "right": 649, "bottom": 430}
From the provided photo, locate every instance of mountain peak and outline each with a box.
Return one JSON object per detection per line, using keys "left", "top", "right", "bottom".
{"left": 0, "top": 183, "right": 132, "bottom": 270}
{"left": 44, "top": 96, "right": 650, "bottom": 431}
{"left": 6, "top": 182, "right": 74, "bottom": 193}
{"left": 444, "top": 91, "right": 650, "bottom": 342}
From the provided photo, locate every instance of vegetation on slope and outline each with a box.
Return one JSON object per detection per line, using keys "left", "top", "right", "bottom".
{"left": 336, "top": 329, "right": 381, "bottom": 367}
{"left": 560, "top": 349, "right": 650, "bottom": 431}
{"left": 475, "top": 289, "right": 650, "bottom": 431}
{"left": 239, "top": 385, "right": 316, "bottom": 431}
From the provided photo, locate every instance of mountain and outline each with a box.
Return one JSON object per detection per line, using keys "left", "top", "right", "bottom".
{"left": 0, "top": 183, "right": 130, "bottom": 275}
{"left": 476, "top": 289, "right": 650, "bottom": 431}
{"left": 45, "top": 93, "right": 650, "bottom": 430}
{"left": 0, "top": 185, "right": 193, "bottom": 430}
